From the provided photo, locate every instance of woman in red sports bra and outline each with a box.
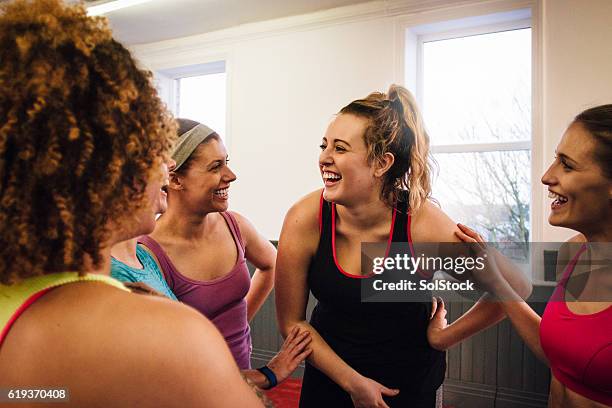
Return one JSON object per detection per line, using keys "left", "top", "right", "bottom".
{"left": 459, "top": 105, "right": 612, "bottom": 407}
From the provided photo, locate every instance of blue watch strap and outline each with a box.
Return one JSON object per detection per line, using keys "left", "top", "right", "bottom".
{"left": 257, "top": 365, "right": 278, "bottom": 389}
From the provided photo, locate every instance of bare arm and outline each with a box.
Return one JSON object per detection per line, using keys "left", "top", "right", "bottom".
{"left": 232, "top": 211, "right": 277, "bottom": 322}
{"left": 491, "top": 278, "right": 548, "bottom": 363}
{"left": 98, "top": 291, "right": 267, "bottom": 407}
{"left": 449, "top": 224, "right": 547, "bottom": 363}
{"left": 414, "top": 203, "right": 532, "bottom": 351}
{"left": 489, "top": 235, "right": 585, "bottom": 364}
{"left": 275, "top": 191, "right": 398, "bottom": 407}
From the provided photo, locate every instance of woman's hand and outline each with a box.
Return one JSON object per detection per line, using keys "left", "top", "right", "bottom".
{"left": 266, "top": 326, "right": 312, "bottom": 384}
{"left": 427, "top": 297, "right": 448, "bottom": 351}
{"left": 347, "top": 375, "right": 399, "bottom": 408}
{"left": 454, "top": 223, "right": 506, "bottom": 295}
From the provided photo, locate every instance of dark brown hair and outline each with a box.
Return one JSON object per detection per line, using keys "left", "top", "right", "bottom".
{"left": 174, "top": 118, "right": 220, "bottom": 175}
{"left": 0, "top": 0, "right": 176, "bottom": 284}
{"left": 573, "top": 104, "right": 612, "bottom": 179}
{"left": 339, "top": 84, "right": 432, "bottom": 211}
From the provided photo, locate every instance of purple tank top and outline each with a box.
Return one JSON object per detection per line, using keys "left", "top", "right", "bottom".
{"left": 139, "top": 212, "right": 252, "bottom": 369}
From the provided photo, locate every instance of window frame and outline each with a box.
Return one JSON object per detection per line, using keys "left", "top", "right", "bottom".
{"left": 416, "top": 20, "right": 532, "bottom": 156}
{"left": 395, "top": 0, "right": 543, "bottom": 246}
{"left": 156, "top": 59, "right": 230, "bottom": 147}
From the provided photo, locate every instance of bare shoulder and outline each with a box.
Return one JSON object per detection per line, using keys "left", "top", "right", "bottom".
{"left": 284, "top": 189, "right": 323, "bottom": 231}
{"left": 410, "top": 199, "right": 460, "bottom": 242}
{"left": 227, "top": 210, "right": 256, "bottom": 240}
{"left": 105, "top": 292, "right": 262, "bottom": 406}
{"left": 1, "top": 283, "right": 261, "bottom": 407}
{"left": 555, "top": 234, "right": 587, "bottom": 279}
{"left": 277, "top": 189, "right": 323, "bottom": 259}
{"left": 567, "top": 233, "right": 586, "bottom": 243}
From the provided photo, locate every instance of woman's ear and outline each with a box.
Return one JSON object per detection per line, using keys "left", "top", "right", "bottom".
{"left": 168, "top": 172, "right": 183, "bottom": 191}
{"left": 374, "top": 152, "right": 395, "bottom": 178}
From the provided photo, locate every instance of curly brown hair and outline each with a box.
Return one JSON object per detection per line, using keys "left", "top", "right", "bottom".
{"left": 0, "top": 0, "right": 176, "bottom": 284}
{"left": 339, "top": 84, "right": 433, "bottom": 212}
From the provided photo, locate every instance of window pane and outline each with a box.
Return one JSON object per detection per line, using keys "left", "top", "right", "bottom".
{"left": 177, "top": 73, "right": 226, "bottom": 139}
{"left": 422, "top": 28, "right": 531, "bottom": 145}
{"left": 432, "top": 150, "right": 531, "bottom": 242}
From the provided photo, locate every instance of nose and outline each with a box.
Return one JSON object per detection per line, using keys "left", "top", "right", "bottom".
{"left": 319, "top": 146, "right": 333, "bottom": 167}
{"left": 541, "top": 161, "right": 556, "bottom": 186}
{"left": 224, "top": 165, "right": 237, "bottom": 183}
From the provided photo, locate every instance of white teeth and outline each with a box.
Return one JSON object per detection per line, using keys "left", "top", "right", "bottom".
{"left": 323, "top": 171, "right": 341, "bottom": 180}
{"left": 548, "top": 191, "right": 568, "bottom": 203}
{"left": 214, "top": 188, "right": 228, "bottom": 197}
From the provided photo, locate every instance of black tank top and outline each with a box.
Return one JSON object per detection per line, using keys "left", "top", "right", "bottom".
{"left": 306, "top": 193, "right": 445, "bottom": 393}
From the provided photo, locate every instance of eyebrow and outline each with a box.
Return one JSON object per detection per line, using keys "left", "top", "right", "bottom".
{"left": 322, "top": 137, "right": 351, "bottom": 147}
{"left": 556, "top": 151, "right": 579, "bottom": 166}
{"left": 207, "top": 158, "right": 225, "bottom": 168}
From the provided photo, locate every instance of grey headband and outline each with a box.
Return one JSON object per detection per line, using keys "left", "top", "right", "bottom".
{"left": 172, "top": 123, "right": 216, "bottom": 171}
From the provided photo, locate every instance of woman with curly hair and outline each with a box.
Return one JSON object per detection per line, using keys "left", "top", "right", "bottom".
{"left": 0, "top": 0, "right": 264, "bottom": 406}
{"left": 275, "top": 85, "right": 531, "bottom": 408}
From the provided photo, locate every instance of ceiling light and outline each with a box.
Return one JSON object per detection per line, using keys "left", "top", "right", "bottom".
{"left": 86, "top": 0, "right": 154, "bottom": 16}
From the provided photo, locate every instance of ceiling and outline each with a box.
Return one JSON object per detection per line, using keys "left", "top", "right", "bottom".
{"left": 97, "top": 0, "right": 373, "bottom": 45}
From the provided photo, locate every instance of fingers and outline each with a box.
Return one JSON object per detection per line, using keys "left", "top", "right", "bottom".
{"left": 430, "top": 296, "right": 438, "bottom": 319}
{"left": 296, "top": 347, "right": 312, "bottom": 362}
{"left": 431, "top": 297, "right": 446, "bottom": 320}
{"left": 457, "top": 223, "right": 485, "bottom": 243}
{"left": 379, "top": 385, "right": 399, "bottom": 397}
{"left": 454, "top": 230, "right": 478, "bottom": 243}
{"left": 436, "top": 297, "right": 446, "bottom": 318}
{"left": 456, "top": 224, "right": 487, "bottom": 252}
{"left": 280, "top": 328, "right": 311, "bottom": 359}
{"left": 280, "top": 326, "right": 300, "bottom": 350}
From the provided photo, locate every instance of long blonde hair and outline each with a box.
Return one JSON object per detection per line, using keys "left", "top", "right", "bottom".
{"left": 339, "top": 84, "right": 433, "bottom": 212}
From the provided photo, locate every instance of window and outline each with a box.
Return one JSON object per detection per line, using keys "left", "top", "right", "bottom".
{"left": 157, "top": 61, "right": 227, "bottom": 141}
{"left": 409, "top": 13, "right": 532, "bottom": 243}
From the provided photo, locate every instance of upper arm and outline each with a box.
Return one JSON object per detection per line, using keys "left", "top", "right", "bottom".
{"left": 113, "top": 300, "right": 264, "bottom": 407}
{"left": 411, "top": 199, "right": 461, "bottom": 242}
{"left": 274, "top": 190, "right": 321, "bottom": 333}
{"left": 230, "top": 211, "right": 276, "bottom": 271}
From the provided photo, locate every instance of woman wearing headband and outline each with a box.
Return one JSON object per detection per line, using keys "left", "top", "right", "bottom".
{"left": 0, "top": 1, "right": 265, "bottom": 406}
{"left": 275, "top": 85, "right": 532, "bottom": 408}
{"left": 458, "top": 105, "right": 612, "bottom": 408}
{"left": 139, "top": 119, "right": 312, "bottom": 390}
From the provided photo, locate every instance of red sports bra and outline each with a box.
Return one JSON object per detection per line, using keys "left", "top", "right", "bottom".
{"left": 540, "top": 245, "right": 612, "bottom": 406}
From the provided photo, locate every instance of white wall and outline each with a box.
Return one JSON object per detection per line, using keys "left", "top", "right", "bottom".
{"left": 540, "top": 0, "right": 612, "bottom": 242}
{"left": 131, "top": 0, "right": 612, "bottom": 241}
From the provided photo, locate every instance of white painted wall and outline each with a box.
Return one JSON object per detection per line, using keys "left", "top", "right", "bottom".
{"left": 540, "top": 0, "right": 612, "bottom": 242}
{"left": 131, "top": 0, "right": 612, "bottom": 241}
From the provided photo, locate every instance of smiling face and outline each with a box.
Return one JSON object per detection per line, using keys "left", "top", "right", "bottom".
{"left": 173, "top": 138, "right": 236, "bottom": 214}
{"left": 319, "top": 113, "right": 382, "bottom": 205}
{"left": 541, "top": 122, "right": 612, "bottom": 236}
{"left": 154, "top": 159, "right": 175, "bottom": 215}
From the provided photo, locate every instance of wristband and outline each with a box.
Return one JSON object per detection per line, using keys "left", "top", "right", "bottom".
{"left": 256, "top": 365, "right": 278, "bottom": 389}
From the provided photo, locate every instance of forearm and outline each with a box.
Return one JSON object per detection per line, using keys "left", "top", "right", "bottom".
{"left": 431, "top": 295, "right": 504, "bottom": 350}
{"left": 246, "top": 268, "right": 274, "bottom": 321}
{"left": 493, "top": 249, "right": 533, "bottom": 299}
{"left": 280, "top": 320, "right": 361, "bottom": 393}
{"left": 494, "top": 281, "right": 548, "bottom": 364}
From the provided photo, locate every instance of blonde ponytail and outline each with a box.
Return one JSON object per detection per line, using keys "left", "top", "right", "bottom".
{"left": 339, "top": 84, "right": 433, "bottom": 212}
{"left": 387, "top": 85, "right": 432, "bottom": 212}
